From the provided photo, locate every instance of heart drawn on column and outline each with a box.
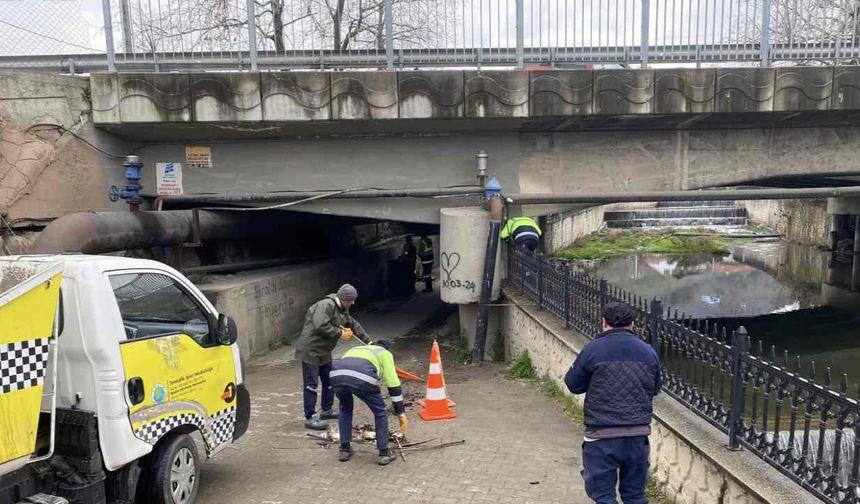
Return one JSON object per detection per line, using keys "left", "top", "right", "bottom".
{"left": 440, "top": 252, "right": 461, "bottom": 282}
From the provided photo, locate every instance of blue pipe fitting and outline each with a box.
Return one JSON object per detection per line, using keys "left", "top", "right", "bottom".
{"left": 108, "top": 155, "right": 142, "bottom": 208}
{"left": 485, "top": 176, "right": 502, "bottom": 199}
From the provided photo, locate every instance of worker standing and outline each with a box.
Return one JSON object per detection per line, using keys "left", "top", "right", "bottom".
{"left": 500, "top": 216, "right": 542, "bottom": 253}
{"left": 401, "top": 235, "right": 418, "bottom": 294}
{"left": 295, "top": 284, "right": 368, "bottom": 430}
{"left": 564, "top": 302, "right": 661, "bottom": 504}
{"left": 331, "top": 340, "right": 408, "bottom": 466}
{"left": 417, "top": 235, "right": 434, "bottom": 293}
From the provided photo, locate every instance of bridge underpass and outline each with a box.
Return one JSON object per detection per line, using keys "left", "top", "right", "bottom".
{"left": 4, "top": 65, "right": 860, "bottom": 504}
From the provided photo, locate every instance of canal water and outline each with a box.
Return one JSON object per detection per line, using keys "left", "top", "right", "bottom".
{"left": 578, "top": 241, "right": 860, "bottom": 392}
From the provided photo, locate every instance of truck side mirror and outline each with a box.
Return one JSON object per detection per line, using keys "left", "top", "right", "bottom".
{"left": 216, "top": 314, "right": 238, "bottom": 346}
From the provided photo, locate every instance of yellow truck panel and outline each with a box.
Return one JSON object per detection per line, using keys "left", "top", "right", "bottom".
{"left": 0, "top": 267, "right": 62, "bottom": 467}
{"left": 120, "top": 333, "right": 238, "bottom": 450}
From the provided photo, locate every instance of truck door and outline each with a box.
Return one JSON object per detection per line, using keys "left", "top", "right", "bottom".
{"left": 108, "top": 271, "right": 237, "bottom": 452}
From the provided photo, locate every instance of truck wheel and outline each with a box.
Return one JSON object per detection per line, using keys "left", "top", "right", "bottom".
{"left": 146, "top": 433, "right": 201, "bottom": 504}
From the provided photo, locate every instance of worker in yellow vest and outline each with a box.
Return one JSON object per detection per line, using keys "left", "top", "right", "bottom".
{"left": 500, "top": 216, "right": 542, "bottom": 253}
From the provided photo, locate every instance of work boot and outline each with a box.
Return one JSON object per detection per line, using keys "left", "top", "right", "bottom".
{"left": 377, "top": 453, "right": 396, "bottom": 466}
{"left": 423, "top": 286, "right": 433, "bottom": 293}
{"left": 320, "top": 409, "right": 338, "bottom": 420}
{"left": 304, "top": 417, "right": 327, "bottom": 430}
{"left": 338, "top": 448, "right": 353, "bottom": 462}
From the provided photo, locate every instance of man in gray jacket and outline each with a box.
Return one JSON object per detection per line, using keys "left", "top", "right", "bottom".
{"left": 295, "top": 284, "right": 368, "bottom": 430}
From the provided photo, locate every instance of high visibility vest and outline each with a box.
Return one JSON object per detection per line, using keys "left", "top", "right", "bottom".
{"left": 500, "top": 217, "right": 541, "bottom": 241}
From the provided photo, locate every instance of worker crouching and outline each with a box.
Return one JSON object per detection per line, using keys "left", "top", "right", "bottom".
{"left": 330, "top": 340, "right": 408, "bottom": 466}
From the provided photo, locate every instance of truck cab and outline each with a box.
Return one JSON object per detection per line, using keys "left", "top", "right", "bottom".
{"left": 0, "top": 255, "right": 250, "bottom": 504}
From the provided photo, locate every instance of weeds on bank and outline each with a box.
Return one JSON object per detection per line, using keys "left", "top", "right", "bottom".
{"left": 555, "top": 229, "right": 732, "bottom": 261}
{"left": 647, "top": 472, "right": 671, "bottom": 503}
{"left": 508, "top": 351, "right": 538, "bottom": 379}
{"left": 507, "top": 352, "right": 583, "bottom": 423}
{"left": 450, "top": 331, "right": 473, "bottom": 364}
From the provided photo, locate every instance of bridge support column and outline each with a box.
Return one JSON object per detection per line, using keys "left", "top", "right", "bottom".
{"left": 440, "top": 207, "right": 502, "bottom": 361}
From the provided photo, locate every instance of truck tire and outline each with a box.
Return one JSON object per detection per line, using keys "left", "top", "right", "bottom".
{"left": 142, "top": 433, "right": 200, "bottom": 504}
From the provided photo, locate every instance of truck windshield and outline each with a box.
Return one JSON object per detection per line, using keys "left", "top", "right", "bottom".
{"left": 109, "top": 272, "right": 211, "bottom": 345}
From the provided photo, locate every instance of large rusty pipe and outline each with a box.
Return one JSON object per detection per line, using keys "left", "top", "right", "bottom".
{"left": 32, "top": 210, "right": 271, "bottom": 255}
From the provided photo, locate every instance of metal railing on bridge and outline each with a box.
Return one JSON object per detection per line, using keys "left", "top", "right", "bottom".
{"left": 0, "top": 0, "right": 859, "bottom": 72}
{"left": 506, "top": 245, "right": 860, "bottom": 504}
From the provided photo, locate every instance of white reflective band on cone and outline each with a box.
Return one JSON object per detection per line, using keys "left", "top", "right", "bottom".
{"left": 429, "top": 363, "right": 442, "bottom": 374}
{"left": 425, "top": 388, "right": 447, "bottom": 400}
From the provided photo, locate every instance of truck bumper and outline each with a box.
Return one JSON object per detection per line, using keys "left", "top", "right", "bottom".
{"left": 233, "top": 384, "right": 250, "bottom": 442}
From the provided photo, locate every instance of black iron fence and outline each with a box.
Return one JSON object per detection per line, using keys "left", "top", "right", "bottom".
{"left": 506, "top": 245, "right": 860, "bottom": 504}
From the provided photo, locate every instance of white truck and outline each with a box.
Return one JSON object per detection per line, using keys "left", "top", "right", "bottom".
{"left": 0, "top": 256, "right": 250, "bottom": 504}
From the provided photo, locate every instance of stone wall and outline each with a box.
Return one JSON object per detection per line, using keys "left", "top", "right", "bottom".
{"left": 743, "top": 199, "right": 829, "bottom": 247}
{"left": 541, "top": 203, "right": 647, "bottom": 253}
{"left": 541, "top": 205, "right": 606, "bottom": 253}
{"left": 200, "top": 245, "right": 398, "bottom": 360}
{"left": 0, "top": 70, "right": 129, "bottom": 233}
{"left": 500, "top": 287, "right": 820, "bottom": 504}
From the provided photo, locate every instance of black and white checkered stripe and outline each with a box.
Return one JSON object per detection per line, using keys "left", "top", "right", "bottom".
{"left": 134, "top": 405, "right": 236, "bottom": 447}
{"left": 0, "top": 338, "right": 50, "bottom": 395}
{"left": 210, "top": 406, "right": 237, "bottom": 445}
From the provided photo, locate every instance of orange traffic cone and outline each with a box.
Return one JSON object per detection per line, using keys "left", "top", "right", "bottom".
{"left": 418, "top": 340, "right": 457, "bottom": 421}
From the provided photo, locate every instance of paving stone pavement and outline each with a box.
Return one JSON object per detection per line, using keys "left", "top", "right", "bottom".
{"left": 198, "top": 296, "right": 588, "bottom": 503}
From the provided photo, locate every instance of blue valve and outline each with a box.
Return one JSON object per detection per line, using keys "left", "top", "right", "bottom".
{"left": 108, "top": 155, "right": 142, "bottom": 209}
{"left": 485, "top": 176, "right": 502, "bottom": 199}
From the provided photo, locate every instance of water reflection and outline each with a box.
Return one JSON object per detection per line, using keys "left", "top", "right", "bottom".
{"left": 580, "top": 241, "right": 860, "bottom": 390}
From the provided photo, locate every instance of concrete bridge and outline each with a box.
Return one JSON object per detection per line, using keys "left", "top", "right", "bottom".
{"left": 84, "top": 66, "right": 860, "bottom": 222}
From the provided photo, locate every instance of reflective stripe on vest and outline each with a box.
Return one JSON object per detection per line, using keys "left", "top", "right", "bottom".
{"left": 330, "top": 368, "right": 378, "bottom": 385}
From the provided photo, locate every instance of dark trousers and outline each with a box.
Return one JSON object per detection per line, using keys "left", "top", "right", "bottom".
{"left": 516, "top": 235, "right": 539, "bottom": 253}
{"left": 335, "top": 386, "right": 390, "bottom": 455}
{"left": 581, "top": 436, "right": 650, "bottom": 504}
{"left": 302, "top": 362, "right": 333, "bottom": 419}
{"left": 420, "top": 257, "right": 433, "bottom": 291}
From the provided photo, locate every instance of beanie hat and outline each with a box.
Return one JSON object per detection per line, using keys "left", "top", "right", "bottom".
{"left": 337, "top": 284, "right": 358, "bottom": 301}
{"left": 602, "top": 301, "right": 635, "bottom": 328}
{"left": 373, "top": 339, "right": 392, "bottom": 350}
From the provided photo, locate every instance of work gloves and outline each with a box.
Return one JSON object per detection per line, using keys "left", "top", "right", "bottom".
{"left": 398, "top": 414, "right": 409, "bottom": 434}
{"left": 341, "top": 327, "right": 355, "bottom": 341}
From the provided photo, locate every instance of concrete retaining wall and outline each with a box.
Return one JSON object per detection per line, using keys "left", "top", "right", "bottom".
{"left": 500, "top": 287, "right": 820, "bottom": 504}
{"left": 743, "top": 199, "right": 829, "bottom": 247}
{"left": 542, "top": 205, "right": 606, "bottom": 253}
{"left": 200, "top": 246, "right": 397, "bottom": 360}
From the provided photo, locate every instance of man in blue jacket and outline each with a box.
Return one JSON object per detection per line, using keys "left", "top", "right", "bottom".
{"left": 565, "top": 302, "right": 662, "bottom": 504}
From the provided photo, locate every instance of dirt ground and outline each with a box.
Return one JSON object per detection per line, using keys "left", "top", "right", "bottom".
{"left": 197, "top": 295, "right": 589, "bottom": 503}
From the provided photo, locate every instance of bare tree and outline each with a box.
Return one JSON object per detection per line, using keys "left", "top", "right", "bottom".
{"left": 736, "top": 0, "right": 860, "bottom": 62}
{"left": 119, "top": 0, "right": 456, "bottom": 55}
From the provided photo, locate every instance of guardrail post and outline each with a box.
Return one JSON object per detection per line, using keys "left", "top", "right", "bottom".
{"left": 563, "top": 266, "right": 571, "bottom": 328}
{"left": 598, "top": 279, "right": 608, "bottom": 334}
{"left": 650, "top": 297, "right": 663, "bottom": 354}
{"left": 246, "top": 0, "right": 258, "bottom": 70}
{"left": 760, "top": 0, "right": 772, "bottom": 66}
{"left": 640, "top": 0, "right": 650, "bottom": 67}
{"left": 728, "top": 326, "right": 749, "bottom": 450}
{"left": 516, "top": 0, "right": 524, "bottom": 69}
{"left": 537, "top": 259, "right": 544, "bottom": 310}
{"left": 101, "top": 0, "right": 116, "bottom": 71}
{"left": 384, "top": 0, "right": 394, "bottom": 70}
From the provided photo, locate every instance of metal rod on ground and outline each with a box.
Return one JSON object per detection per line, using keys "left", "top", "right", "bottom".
{"left": 398, "top": 439, "right": 466, "bottom": 452}
{"left": 505, "top": 185, "right": 860, "bottom": 205}
{"left": 473, "top": 178, "right": 504, "bottom": 362}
